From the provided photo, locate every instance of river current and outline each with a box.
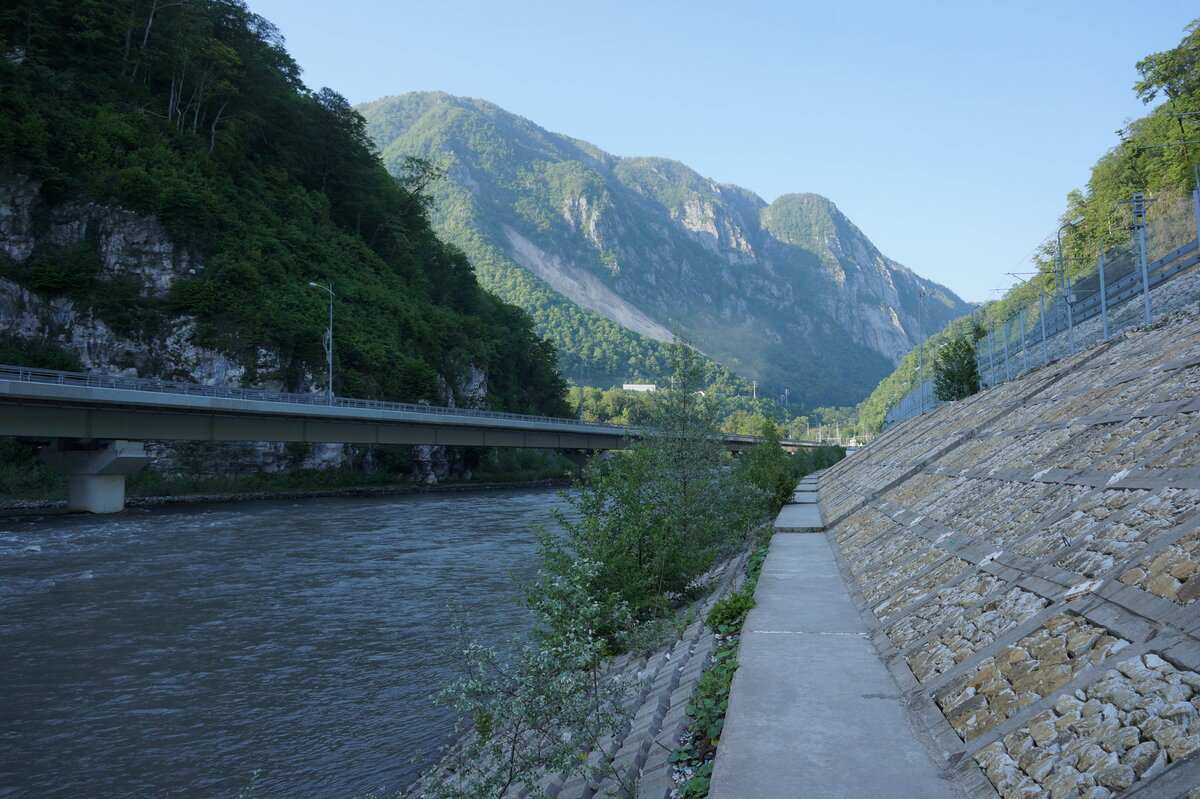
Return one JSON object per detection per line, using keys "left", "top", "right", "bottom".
{"left": 0, "top": 487, "right": 566, "bottom": 798}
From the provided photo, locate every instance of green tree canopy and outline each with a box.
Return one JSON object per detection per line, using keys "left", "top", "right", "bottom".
{"left": 932, "top": 330, "right": 983, "bottom": 402}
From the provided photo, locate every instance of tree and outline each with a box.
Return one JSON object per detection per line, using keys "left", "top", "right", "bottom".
{"left": 548, "top": 341, "right": 758, "bottom": 625}
{"left": 1133, "top": 19, "right": 1200, "bottom": 104}
{"left": 734, "top": 418, "right": 794, "bottom": 509}
{"left": 932, "top": 331, "right": 982, "bottom": 401}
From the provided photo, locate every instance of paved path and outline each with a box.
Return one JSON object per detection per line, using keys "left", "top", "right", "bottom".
{"left": 776, "top": 476, "right": 824, "bottom": 530}
{"left": 709, "top": 496, "right": 961, "bottom": 798}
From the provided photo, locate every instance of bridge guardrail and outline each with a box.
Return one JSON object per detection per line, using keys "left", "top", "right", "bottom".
{"left": 0, "top": 365, "right": 807, "bottom": 448}
{"left": 0, "top": 363, "right": 637, "bottom": 431}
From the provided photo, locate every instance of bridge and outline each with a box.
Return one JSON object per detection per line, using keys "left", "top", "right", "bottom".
{"left": 0, "top": 364, "right": 811, "bottom": 513}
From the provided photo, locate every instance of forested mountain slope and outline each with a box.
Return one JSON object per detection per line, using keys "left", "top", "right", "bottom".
{"left": 360, "top": 92, "right": 970, "bottom": 408}
{"left": 0, "top": 1, "right": 568, "bottom": 417}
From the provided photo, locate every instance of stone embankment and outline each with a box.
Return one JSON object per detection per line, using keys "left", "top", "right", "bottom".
{"left": 413, "top": 546, "right": 752, "bottom": 799}
{"left": 815, "top": 306, "right": 1200, "bottom": 798}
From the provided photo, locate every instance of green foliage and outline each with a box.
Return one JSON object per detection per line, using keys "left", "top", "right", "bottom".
{"left": 469, "top": 448, "right": 575, "bottom": 483}
{"left": 705, "top": 589, "right": 754, "bottom": 634}
{"left": 733, "top": 419, "right": 794, "bottom": 509}
{"left": 0, "top": 1, "right": 569, "bottom": 416}
{"left": 932, "top": 328, "right": 984, "bottom": 402}
{"left": 685, "top": 642, "right": 739, "bottom": 744}
{"left": 857, "top": 315, "right": 984, "bottom": 432}
{"left": 422, "top": 344, "right": 784, "bottom": 796}
{"left": 670, "top": 531, "right": 773, "bottom": 798}
{"left": 126, "top": 465, "right": 401, "bottom": 498}
{"left": 422, "top": 559, "right": 635, "bottom": 799}
{"left": 0, "top": 438, "right": 65, "bottom": 499}
{"left": 0, "top": 334, "right": 83, "bottom": 371}
{"left": 1134, "top": 19, "right": 1200, "bottom": 103}
{"left": 546, "top": 343, "right": 771, "bottom": 630}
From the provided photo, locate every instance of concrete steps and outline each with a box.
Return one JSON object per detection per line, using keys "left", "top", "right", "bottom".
{"left": 776, "top": 474, "right": 825, "bottom": 531}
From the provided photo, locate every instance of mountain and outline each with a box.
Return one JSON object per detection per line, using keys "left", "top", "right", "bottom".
{"left": 359, "top": 92, "right": 970, "bottom": 408}
{"left": 0, "top": 4, "right": 567, "bottom": 419}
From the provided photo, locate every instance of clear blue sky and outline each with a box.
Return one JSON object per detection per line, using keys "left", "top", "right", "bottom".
{"left": 245, "top": 0, "right": 1196, "bottom": 303}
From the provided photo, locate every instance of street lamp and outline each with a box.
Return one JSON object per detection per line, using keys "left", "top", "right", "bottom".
{"left": 917, "top": 287, "right": 926, "bottom": 414}
{"left": 308, "top": 282, "right": 335, "bottom": 404}
{"left": 1056, "top": 215, "right": 1085, "bottom": 354}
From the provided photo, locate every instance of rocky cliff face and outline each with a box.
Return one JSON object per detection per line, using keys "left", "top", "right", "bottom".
{"left": 0, "top": 172, "right": 481, "bottom": 482}
{"left": 359, "top": 92, "right": 970, "bottom": 407}
{"left": 0, "top": 172, "right": 254, "bottom": 383}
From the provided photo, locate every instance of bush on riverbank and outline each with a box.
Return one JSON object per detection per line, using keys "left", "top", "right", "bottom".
{"left": 733, "top": 419, "right": 795, "bottom": 509}
{"left": 418, "top": 343, "right": 782, "bottom": 797}
{"left": 546, "top": 344, "right": 769, "bottom": 633}
{"left": 469, "top": 449, "right": 576, "bottom": 483}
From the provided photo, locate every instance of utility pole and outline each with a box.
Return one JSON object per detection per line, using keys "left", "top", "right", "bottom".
{"left": 1098, "top": 253, "right": 1109, "bottom": 339}
{"left": 308, "top": 282, "right": 335, "bottom": 404}
{"left": 1194, "top": 164, "right": 1200, "bottom": 244}
{"left": 1056, "top": 216, "right": 1085, "bottom": 354}
{"left": 917, "top": 288, "right": 925, "bottom": 414}
{"left": 751, "top": 380, "right": 757, "bottom": 400}
{"left": 1120, "top": 193, "right": 1155, "bottom": 326}
{"left": 1019, "top": 307, "right": 1028, "bottom": 374}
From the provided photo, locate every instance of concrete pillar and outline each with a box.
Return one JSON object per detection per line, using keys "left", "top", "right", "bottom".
{"left": 39, "top": 439, "right": 155, "bottom": 513}
{"left": 562, "top": 449, "right": 600, "bottom": 468}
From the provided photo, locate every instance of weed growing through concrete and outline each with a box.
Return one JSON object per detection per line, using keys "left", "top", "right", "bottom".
{"left": 669, "top": 531, "right": 771, "bottom": 798}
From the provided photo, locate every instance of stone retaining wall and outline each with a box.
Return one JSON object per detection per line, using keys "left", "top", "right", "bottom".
{"left": 820, "top": 305, "right": 1200, "bottom": 798}
{"left": 410, "top": 548, "right": 750, "bottom": 799}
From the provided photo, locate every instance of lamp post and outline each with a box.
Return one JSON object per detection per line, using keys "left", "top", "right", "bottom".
{"left": 308, "top": 282, "right": 335, "bottom": 404}
{"left": 917, "top": 287, "right": 926, "bottom": 414}
{"left": 1056, "top": 215, "right": 1085, "bottom": 354}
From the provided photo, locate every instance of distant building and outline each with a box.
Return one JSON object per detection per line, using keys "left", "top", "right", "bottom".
{"left": 622, "top": 383, "right": 658, "bottom": 392}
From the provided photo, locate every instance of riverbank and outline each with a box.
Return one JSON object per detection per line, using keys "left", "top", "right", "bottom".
{"left": 0, "top": 476, "right": 573, "bottom": 517}
{"left": 408, "top": 543, "right": 755, "bottom": 799}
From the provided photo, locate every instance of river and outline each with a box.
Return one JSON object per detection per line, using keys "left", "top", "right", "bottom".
{"left": 0, "top": 487, "right": 568, "bottom": 799}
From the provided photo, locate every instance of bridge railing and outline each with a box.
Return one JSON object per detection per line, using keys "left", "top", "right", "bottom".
{"left": 0, "top": 363, "right": 636, "bottom": 431}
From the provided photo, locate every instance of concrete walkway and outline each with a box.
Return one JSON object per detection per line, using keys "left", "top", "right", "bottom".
{"left": 776, "top": 476, "right": 824, "bottom": 531}
{"left": 708, "top": 528, "right": 960, "bottom": 797}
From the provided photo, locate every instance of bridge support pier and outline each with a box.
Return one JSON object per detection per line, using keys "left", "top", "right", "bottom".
{"left": 561, "top": 449, "right": 608, "bottom": 469}
{"left": 39, "top": 439, "right": 155, "bottom": 513}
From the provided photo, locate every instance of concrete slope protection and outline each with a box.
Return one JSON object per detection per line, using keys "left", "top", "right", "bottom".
{"left": 812, "top": 307, "right": 1200, "bottom": 798}
{"left": 411, "top": 549, "right": 753, "bottom": 799}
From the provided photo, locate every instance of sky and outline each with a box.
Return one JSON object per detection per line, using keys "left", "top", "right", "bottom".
{"left": 244, "top": 0, "right": 1197, "bottom": 303}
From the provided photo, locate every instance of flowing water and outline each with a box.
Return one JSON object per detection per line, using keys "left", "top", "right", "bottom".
{"left": 0, "top": 487, "right": 567, "bottom": 798}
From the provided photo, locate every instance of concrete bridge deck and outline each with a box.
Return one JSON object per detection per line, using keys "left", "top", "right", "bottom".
{"left": 0, "top": 363, "right": 817, "bottom": 512}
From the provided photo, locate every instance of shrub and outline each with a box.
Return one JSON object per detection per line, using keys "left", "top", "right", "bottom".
{"left": 705, "top": 589, "right": 754, "bottom": 633}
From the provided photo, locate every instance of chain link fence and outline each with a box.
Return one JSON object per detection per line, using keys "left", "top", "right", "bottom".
{"left": 886, "top": 189, "right": 1200, "bottom": 427}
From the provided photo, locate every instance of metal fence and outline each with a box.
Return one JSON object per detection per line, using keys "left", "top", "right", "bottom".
{"left": 886, "top": 188, "right": 1200, "bottom": 427}
{"left": 883, "top": 379, "right": 942, "bottom": 428}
